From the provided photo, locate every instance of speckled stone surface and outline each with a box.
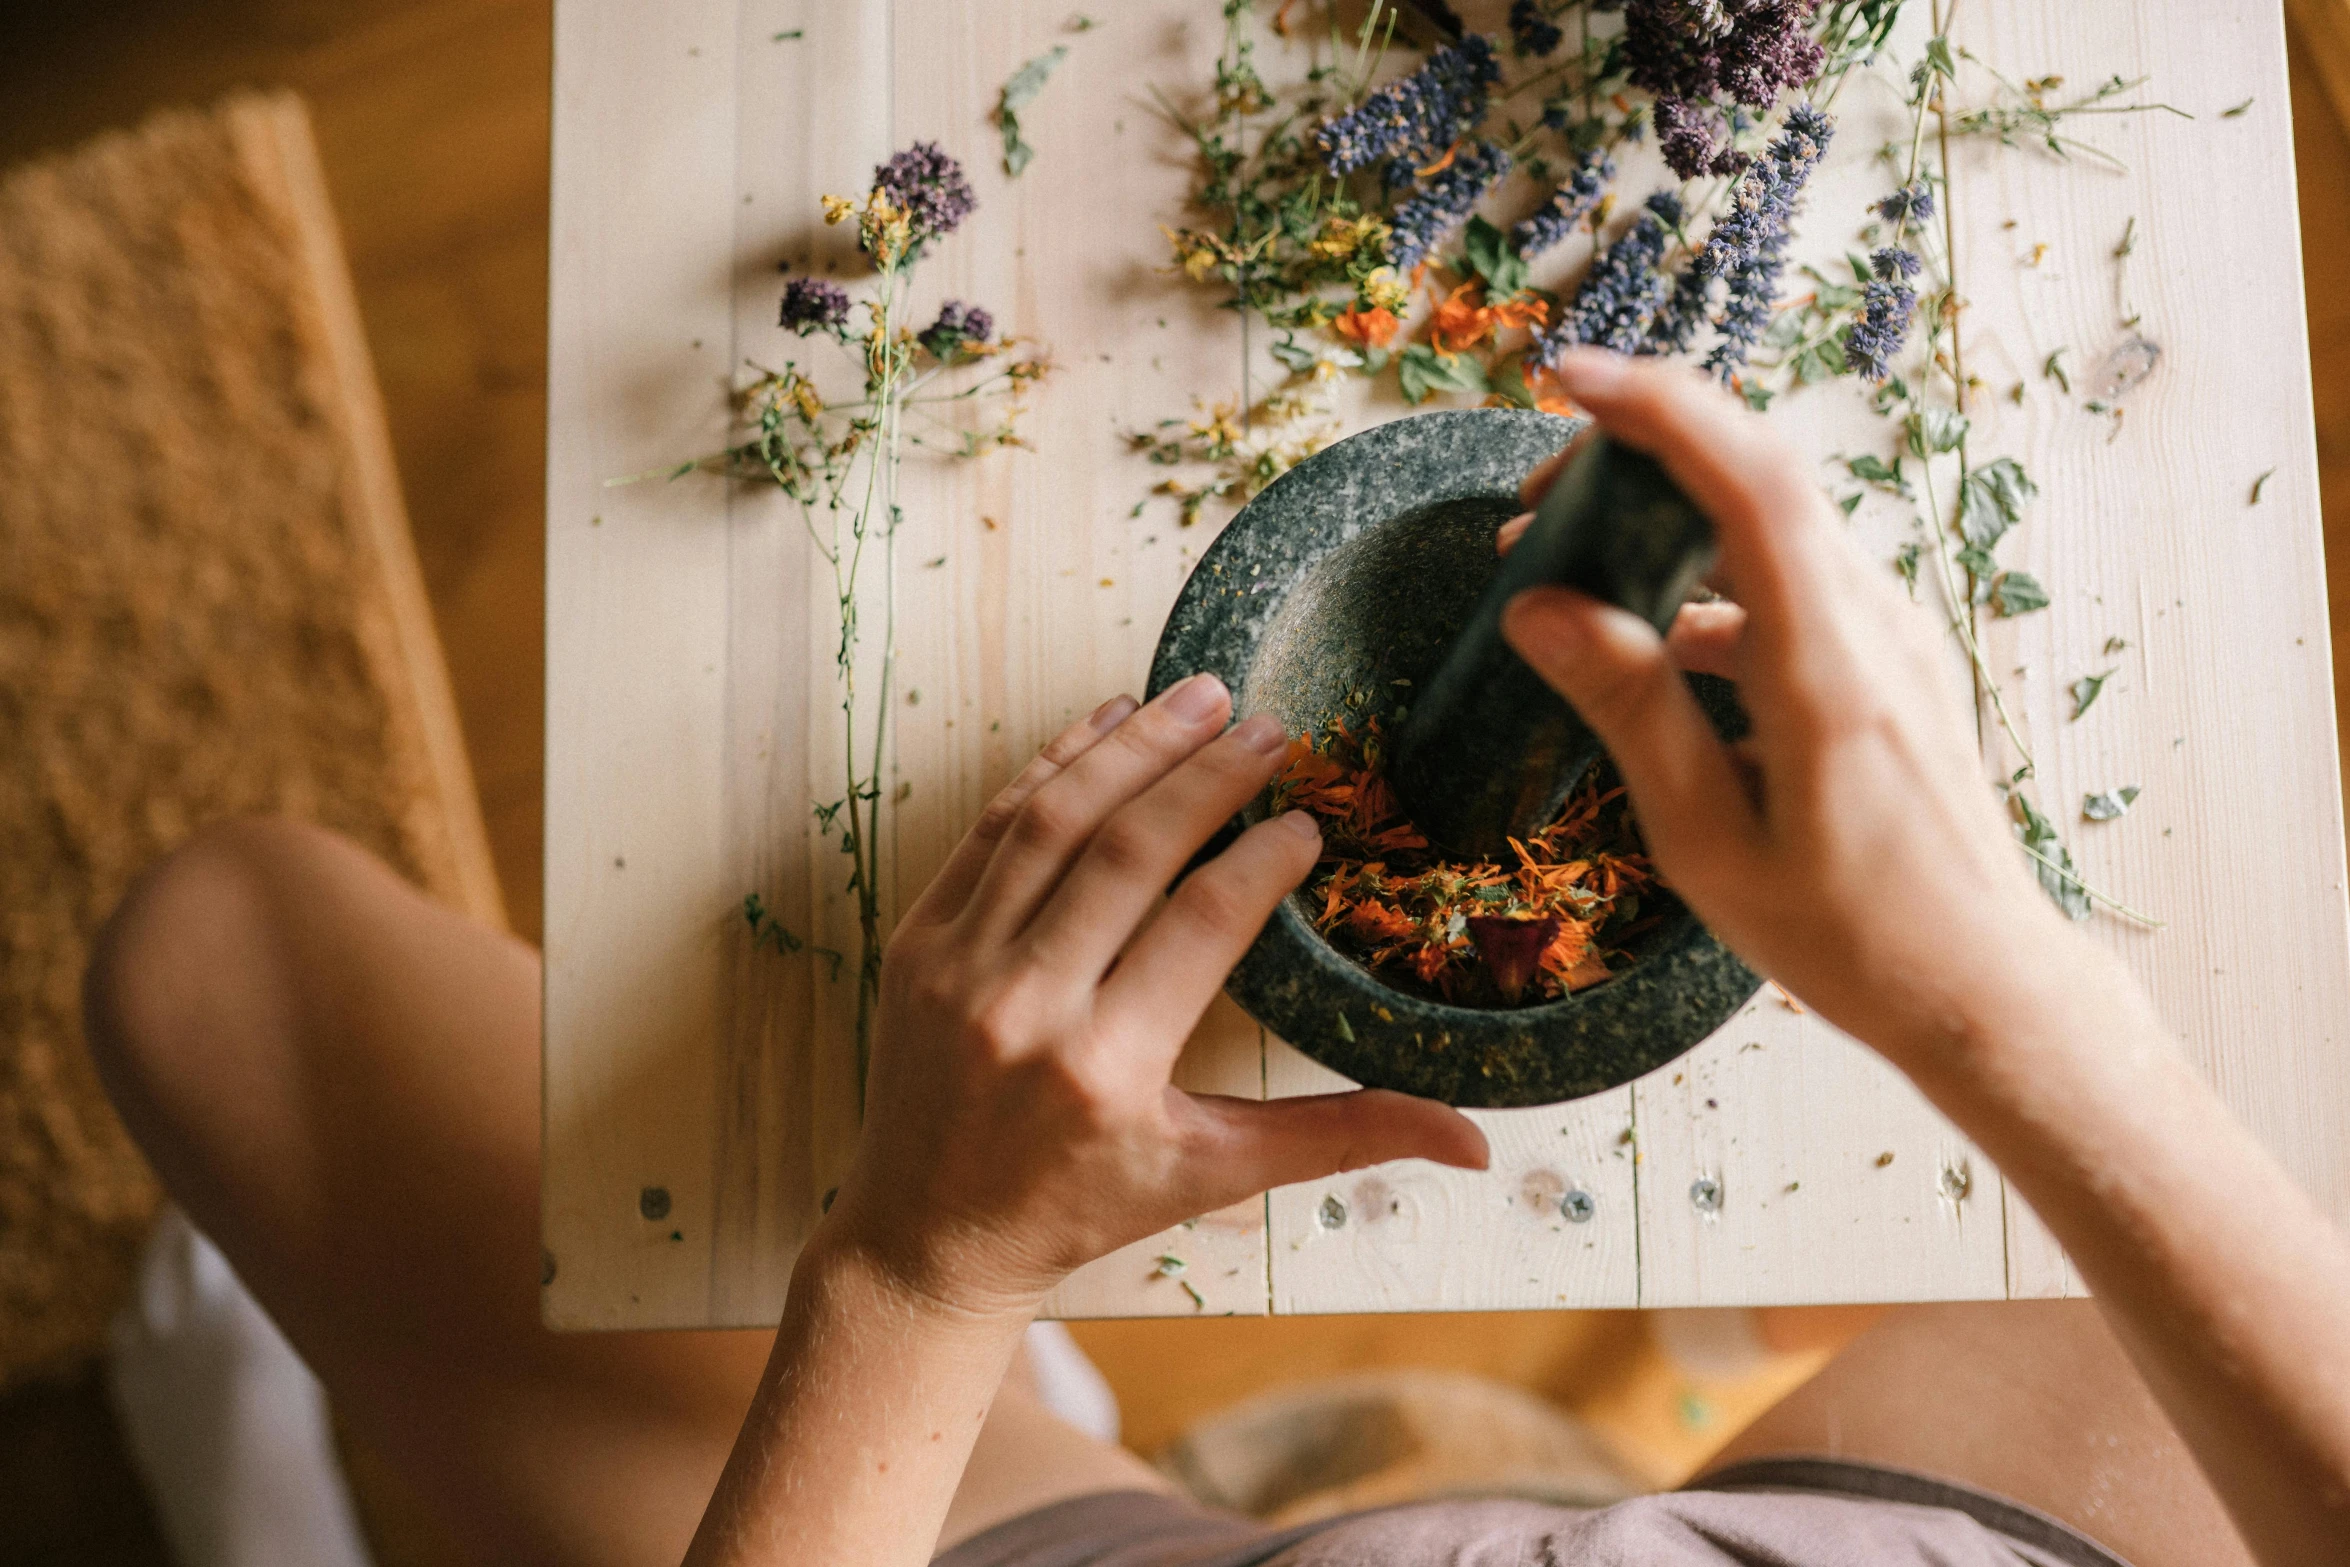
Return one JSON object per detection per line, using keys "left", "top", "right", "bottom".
{"left": 1148, "top": 409, "right": 1761, "bottom": 1109}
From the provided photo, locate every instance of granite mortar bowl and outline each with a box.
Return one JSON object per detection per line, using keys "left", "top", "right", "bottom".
{"left": 1146, "top": 409, "right": 1761, "bottom": 1109}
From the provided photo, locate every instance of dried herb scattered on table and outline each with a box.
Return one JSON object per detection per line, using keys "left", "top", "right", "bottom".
{"left": 1268, "top": 720, "right": 1659, "bottom": 1007}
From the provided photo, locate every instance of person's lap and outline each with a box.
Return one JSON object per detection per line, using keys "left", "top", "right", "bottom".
{"left": 81, "top": 819, "right": 2247, "bottom": 1566}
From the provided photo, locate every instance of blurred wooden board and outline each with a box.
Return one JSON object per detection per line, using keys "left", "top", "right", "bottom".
{"left": 544, "top": 0, "right": 2350, "bottom": 1326}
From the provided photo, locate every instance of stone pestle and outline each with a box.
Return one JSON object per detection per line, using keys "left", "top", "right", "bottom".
{"left": 1389, "top": 434, "right": 1718, "bottom": 858}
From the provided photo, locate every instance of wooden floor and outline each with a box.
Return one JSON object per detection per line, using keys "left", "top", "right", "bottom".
{"left": 2, "top": 1, "right": 2348, "bottom": 1556}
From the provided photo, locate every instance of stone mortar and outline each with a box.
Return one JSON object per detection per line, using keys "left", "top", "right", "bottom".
{"left": 1148, "top": 409, "right": 1760, "bottom": 1108}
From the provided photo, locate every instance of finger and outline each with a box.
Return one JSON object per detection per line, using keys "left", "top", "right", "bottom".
{"left": 1496, "top": 510, "right": 1533, "bottom": 555}
{"left": 1516, "top": 425, "right": 1596, "bottom": 509}
{"left": 1096, "top": 808, "right": 1322, "bottom": 1037}
{"left": 1502, "top": 585, "right": 1763, "bottom": 882}
{"left": 1545, "top": 349, "right": 1836, "bottom": 636}
{"left": 905, "top": 694, "right": 1137, "bottom": 925}
{"left": 1025, "top": 712, "right": 1299, "bottom": 980}
{"left": 961, "top": 672, "right": 1233, "bottom": 940}
{"left": 1175, "top": 1089, "right": 1490, "bottom": 1207}
{"left": 1665, "top": 599, "right": 1748, "bottom": 680}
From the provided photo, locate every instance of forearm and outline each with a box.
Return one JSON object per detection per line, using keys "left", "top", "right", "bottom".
{"left": 1903, "top": 949, "right": 2350, "bottom": 1565}
{"left": 681, "top": 1227, "right": 1032, "bottom": 1567}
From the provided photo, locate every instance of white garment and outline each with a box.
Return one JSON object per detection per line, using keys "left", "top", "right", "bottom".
{"left": 108, "top": 1207, "right": 375, "bottom": 1567}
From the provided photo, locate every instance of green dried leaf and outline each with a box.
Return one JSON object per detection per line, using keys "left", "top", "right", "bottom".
{"left": 997, "top": 45, "right": 1069, "bottom": 176}
{"left": 2042, "top": 348, "right": 2070, "bottom": 394}
{"left": 1906, "top": 406, "right": 1969, "bottom": 457}
{"left": 1462, "top": 215, "right": 1530, "bottom": 297}
{"left": 2082, "top": 786, "right": 2140, "bottom": 821}
{"left": 1739, "top": 380, "right": 1776, "bottom": 412}
{"left": 2249, "top": 467, "right": 2275, "bottom": 505}
{"left": 1838, "top": 491, "right": 1863, "bottom": 515}
{"left": 1269, "top": 336, "right": 1320, "bottom": 374}
{"left": 1398, "top": 343, "right": 1490, "bottom": 405}
{"left": 1893, "top": 541, "right": 1922, "bottom": 596}
{"left": 2221, "top": 97, "right": 2252, "bottom": 118}
{"left": 1847, "top": 453, "right": 1913, "bottom": 496}
{"left": 1959, "top": 457, "right": 2038, "bottom": 547}
{"left": 2014, "top": 794, "right": 2092, "bottom": 920}
{"left": 2069, "top": 667, "right": 2116, "bottom": 719}
{"left": 1990, "top": 570, "right": 2048, "bottom": 616}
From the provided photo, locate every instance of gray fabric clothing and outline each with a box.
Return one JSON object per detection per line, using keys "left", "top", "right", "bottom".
{"left": 931, "top": 1458, "right": 2133, "bottom": 1567}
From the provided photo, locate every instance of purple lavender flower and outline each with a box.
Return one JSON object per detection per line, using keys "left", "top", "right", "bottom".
{"left": 1871, "top": 245, "right": 1921, "bottom": 280}
{"left": 1843, "top": 277, "right": 1916, "bottom": 381}
{"left": 1384, "top": 140, "right": 1510, "bottom": 271}
{"left": 1511, "top": 150, "right": 1614, "bottom": 257}
{"left": 1623, "top": 0, "right": 1825, "bottom": 179}
{"left": 1537, "top": 191, "right": 1680, "bottom": 361}
{"left": 779, "top": 275, "right": 851, "bottom": 335}
{"left": 1697, "top": 104, "right": 1834, "bottom": 379}
{"left": 918, "top": 299, "right": 994, "bottom": 356}
{"left": 1509, "top": 0, "right": 1564, "bottom": 57}
{"left": 1313, "top": 34, "right": 1501, "bottom": 178}
{"left": 1875, "top": 181, "right": 1934, "bottom": 226}
{"left": 1654, "top": 97, "right": 1746, "bottom": 179}
{"left": 1841, "top": 246, "right": 1920, "bottom": 381}
{"left": 873, "top": 141, "right": 976, "bottom": 244}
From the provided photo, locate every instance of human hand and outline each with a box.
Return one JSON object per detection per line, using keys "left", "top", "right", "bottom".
{"left": 1498, "top": 349, "right": 2096, "bottom": 1073}
{"left": 821, "top": 677, "right": 1488, "bottom": 1319}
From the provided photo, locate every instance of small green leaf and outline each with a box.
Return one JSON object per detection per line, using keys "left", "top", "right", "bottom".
{"left": 2042, "top": 349, "right": 2070, "bottom": 394}
{"left": 2069, "top": 667, "right": 2116, "bottom": 719}
{"left": 1268, "top": 336, "right": 1320, "bottom": 374}
{"left": 1893, "top": 541, "right": 1922, "bottom": 596}
{"left": 2221, "top": 97, "right": 2253, "bottom": 118}
{"left": 2013, "top": 793, "right": 2092, "bottom": 920}
{"left": 1838, "top": 491, "right": 1863, "bottom": 515}
{"left": 1739, "top": 379, "right": 1776, "bottom": 412}
{"left": 1989, "top": 570, "right": 2049, "bottom": 616}
{"left": 1925, "top": 34, "right": 1958, "bottom": 81}
{"left": 2082, "top": 786, "right": 2141, "bottom": 821}
{"left": 1462, "top": 215, "right": 1530, "bottom": 297}
{"left": 1959, "top": 456, "right": 2038, "bottom": 547}
{"left": 1847, "top": 453, "right": 1913, "bottom": 496}
{"left": 1397, "top": 343, "right": 1490, "bottom": 404}
{"left": 1334, "top": 1010, "right": 1356, "bottom": 1043}
{"left": 1906, "top": 406, "right": 1969, "bottom": 456}
{"left": 996, "top": 46, "right": 1068, "bottom": 176}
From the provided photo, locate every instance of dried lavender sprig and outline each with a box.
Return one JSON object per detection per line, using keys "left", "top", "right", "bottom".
{"left": 1699, "top": 103, "right": 1834, "bottom": 379}
{"left": 780, "top": 276, "right": 852, "bottom": 335}
{"left": 1511, "top": 150, "right": 1614, "bottom": 257}
{"left": 1537, "top": 190, "right": 1683, "bottom": 361}
{"left": 1313, "top": 34, "right": 1501, "bottom": 178}
{"left": 1385, "top": 141, "right": 1511, "bottom": 272}
{"left": 1509, "top": 0, "right": 1564, "bottom": 58}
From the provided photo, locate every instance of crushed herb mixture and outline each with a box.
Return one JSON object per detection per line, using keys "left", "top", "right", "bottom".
{"left": 1269, "top": 720, "right": 1662, "bottom": 1007}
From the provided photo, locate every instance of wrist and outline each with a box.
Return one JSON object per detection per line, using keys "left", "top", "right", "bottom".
{"left": 799, "top": 1192, "right": 1053, "bottom": 1331}
{"left": 1887, "top": 918, "right": 2157, "bottom": 1099}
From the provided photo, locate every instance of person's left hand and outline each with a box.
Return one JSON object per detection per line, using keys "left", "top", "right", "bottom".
{"left": 820, "top": 675, "right": 1489, "bottom": 1319}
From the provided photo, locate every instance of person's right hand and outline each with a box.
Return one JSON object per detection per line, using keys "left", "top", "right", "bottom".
{"left": 1498, "top": 348, "right": 2102, "bottom": 1075}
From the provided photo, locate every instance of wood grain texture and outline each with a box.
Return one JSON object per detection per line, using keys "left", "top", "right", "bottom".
{"left": 544, "top": 0, "right": 2350, "bottom": 1326}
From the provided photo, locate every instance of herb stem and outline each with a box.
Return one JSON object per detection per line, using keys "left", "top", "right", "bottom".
{"left": 2017, "top": 840, "right": 2166, "bottom": 927}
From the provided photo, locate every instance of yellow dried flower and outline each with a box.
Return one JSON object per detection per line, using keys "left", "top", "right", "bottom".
{"left": 821, "top": 194, "right": 856, "bottom": 225}
{"left": 1309, "top": 213, "right": 1389, "bottom": 262}
{"left": 1359, "top": 267, "right": 1410, "bottom": 313}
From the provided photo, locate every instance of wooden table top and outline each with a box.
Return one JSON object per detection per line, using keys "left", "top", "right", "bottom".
{"left": 543, "top": 0, "right": 2350, "bottom": 1328}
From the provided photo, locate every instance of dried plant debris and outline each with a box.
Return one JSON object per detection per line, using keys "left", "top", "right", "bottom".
{"left": 998, "top": 46, "right": 1070, "bottom": 176}
{"left": 2069, "top": 668, "right": 2116, "bottom": 720}
{"left": 2083, "top": 786, "right": 2140, "bottom": 822}
{"left": 1269, "top": 719, "right": 1658, "bottom": 1007}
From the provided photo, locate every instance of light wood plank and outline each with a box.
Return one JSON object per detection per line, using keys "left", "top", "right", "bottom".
{"left": 1267, "top": 1039, "right": 1641, "bottom": 1313}
{"left": 542, "top": 0, "right": 742, "bottom": 1328}
{"left": 1951, "top": 2, "right": 2350, "bottom": 1288}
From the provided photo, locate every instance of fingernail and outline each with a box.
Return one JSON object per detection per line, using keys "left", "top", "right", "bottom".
{"left": 1495, "top": 512, "right": 1532, "bottom": 555}
{"left": 1088, "top": 693, "right": 1138, "bottom": 731}
{"left": 1233, "top": 711, "right": 1287, "bottom": 753}
{"left": 1277, "top": 809, "right": 1321, "bottom": 841}
{"left": 1552, "top": 346, "right": 1628, "bottom": 392}
{"left": 1165, "top": 672, "right": 1229, "bottom": 722}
